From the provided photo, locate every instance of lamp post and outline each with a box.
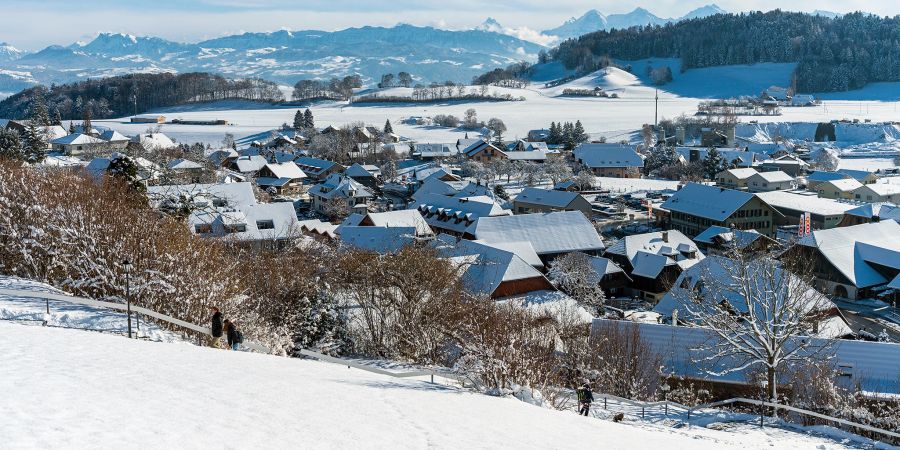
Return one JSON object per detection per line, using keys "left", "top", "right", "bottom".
{"left": 124, "top": 259, "right": 133, "bottom": 339}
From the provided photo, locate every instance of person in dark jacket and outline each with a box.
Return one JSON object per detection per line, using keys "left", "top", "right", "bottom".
{"left": 576, "top": 382, "right": 593, "bottom": 417}
{"left": 210, "top": 307, "right": 223, "bottom": 344}
{"left": 223, "top": 319, "right": 242, "bottom": 351}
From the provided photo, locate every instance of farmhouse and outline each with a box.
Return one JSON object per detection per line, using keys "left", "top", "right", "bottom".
{"left": 816, "top": 178, "right": 863, "bottom": 200}
{"left": 852, "top": 183, "right": 900, "bottom": 204}
{"left": 746, "top": 170, "right": 794, "bottom": 192}
{"left": 308, "top": 174, "right": 373, "bottom": 218}
{"left": 715, "top": 168, "right": 757, "bottom": 190}
{"left": 661, "top": 183, "right": 781, "bottom": 238}
{"left": 295, "top": 157, "right": 345, "bottom": 181}
{"left": 473, "top": 211, "right": 604, "bottom": 265}
{"left": 604, "top": 230, "right": 704, "bottom": 302}
{"left": 463, "top": 140, "right": 507, "bottom": 163}
{"left": 256, "top": 162, "right": 307, "bottom": 195}
{"left": 50, "top": 133, "right": 107, "bottom": 155}
{"left": 573, "top": 143, "right": 643, "bottom": 178}
{"left": 411, "top": 192, "right": 511, "bottom": 238}
{"left": 513, "top": 187, "right": 592, "bottom": 216}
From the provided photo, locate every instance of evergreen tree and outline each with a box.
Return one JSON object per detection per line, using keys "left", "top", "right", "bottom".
{"left": 82, "top": 108, "right": 93, "bottom": 135}
{"left": 562, "top": 122, "right": 575, "bottom": 150}
{"left": 22, "top": 123, "right": 47, "bottom": 164}
{"left": 302, "top": 108, "right": 314, "bottom": 129}
{"left": 29, "top": 89, "right": 50, "bottom": 127}
{"left": 573, "top": 120, "right": 588, "bottom": 144}
{"left": 293, "top": 110, "right": 304, "bottom": 130}
{"left": 548, "top": 122, "right": 561, "bottom": 145}
{"left": 52, "top": 110, "right": 63, "bottom": 127}
{"left": 0, "top": 127, "right": 24, "bottom": 160}
{"left": 702, "top": 147, "right": 724, "bottom": 179}
{"left": 68, "top": 121, "right": 76, "bottom": 134}
{"left": 108, "top": 155, "right": 146, "bottom": 195}
{"left": 383, "top": 119, "right": 393, "bottom": 134}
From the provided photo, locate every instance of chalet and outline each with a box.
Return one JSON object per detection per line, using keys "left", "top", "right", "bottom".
{"left": 464, "top": 140, "right": 507, "bottom": 163}
{"left": 513, "top": 187, "right": 592, "bottom": 216}
{"left": 344, "top": 163, "right": 381, "bottom": 189}
{"left": 354, "top": 209, "right": 433, "bottom": 238}
{"left": 838, "top": 202, "right": 900, "bottom": 226}
{"left": 837, "top": 169, "right": 878, "bottom": 185}
{"left": 510, "top": 140, "right": 550, "bottom": 153}
{"left": 50, "top": 133, "right": 107, "bottom": 155}
{"left": 755, "top": 190, "right": 856, "bottom": 230}
{"left": 715, "top": 168, "right": 757, "bottom": 190}
{"left": 781, "top": 221, "right": 900, "bottom": 299}
{"left": 585, "top": 256, "right": 631, "bottom": 298}
{"left": 209, "top": 149, "right": 239, "bottom": 168}
{"left": 456, "top": 137, "right": 485, "bottom": 154}
{"left": 759, "top": 154, "right": 809, "bottom": 177}
{"left": 295, "top": 157, "right": 345, "bottom": 181}
{"left": 472, "top": 211, "right": 605, "bottom": 265}
{"left": 693, "top": 225, "right": 776, "bottom": 256}
{"left": 231, "top": 155, "right": 267, "bottom": 176}
{"left": 573, "top": 144, "right": 643, "bottom": 178}
{"left": 338, "top": 226, "right": 418, "bottom": 253}
{"left": 411, "top": 193, "right": 510, "bottom": 238}
{"left": 604, "top": 230, "right": 704, "bottom": 302}
{"left": 554, "top": 180, "right": 579, "bottom": 192}
{"left": 166, "top": 159, "right": 205, "bottom": 184}
{"left": 661, "top": 183, "right": 781, "bottom": 238}
{"left": 412, "top": 143, "right": 458, "bottom": 160}
{"left": 817, "top": 178, "right": 863, "bottom": 200}
{"left": 131, "top": 132, "right": 176, "bottom": 151}
{"left": 527, "top": 129, "right": 550, "bottom": 142}
{"left": 411, "top": 176, "right": 490, "bottom": 202}
{"left": 852, "top": 183, "right": 900, "bottom": 204}
{"left": 806, "top": 170, "right": 849, "bottom": 189}
{"left": 308, "top": 174, "right": 373, "bottom": 218}
{"left": 431, "top": 235, "right": 554, "bottom": 299}
{"left": 746, "top": 171, "right": 794, "bottom": 192}
{"left": 256, "top": 162, "right": 307, "bottom": 195}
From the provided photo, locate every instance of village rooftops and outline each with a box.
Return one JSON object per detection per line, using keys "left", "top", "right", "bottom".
{"left": 472, "top": 210, "right": 604, "bottom": 257}
{"left": 755, "top": 190, "right": 857, "bottom": 216}
{"left": 295, "top": 157, "right": 341, "bottom": 175}
{"left": 431, "top": 235, "right": 549, "bottom": 298}
{"left": 234, "top": 155, "right": 267, "bottom": 173}
{"left": 693, "top": 225, "right": 767, "bottom": 249}
{"left": 98, "top": 129, "right": 130, "bottom": 142}
{"left": 807, "top": 171, "right": 849, "bottom": 183}
{"left": 345, "top": 163, "right": 380, "bottom": 178}
{"left": 722, "top": 168, "right": 758, "bottom": 180}
{"left": 824, "top": 178, "right": 864, "bottom": 192}
{"left": 752, "top": 171, "right": 794, "bottom": 183}
{"left": 339, "top": 226, "right": 417, "bottom": 253}
{"left": 50, "top": 133, "right": 106, "bottom": 146}
{"left": 661, "top": 183, "right": 758, "bottom": 222}
{"left": 844, "top": 202, "right": 900, "bottom": 221}
{"left": 358, "top": 209, "right": 433, "bottom": 236}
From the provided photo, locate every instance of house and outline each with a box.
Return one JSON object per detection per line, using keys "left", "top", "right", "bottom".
{"left": 604, "top": 230, "right": 704, "bottom": 302}
{"left": 131, "top": 132, "right": 176, "bottom": 151}
{"left": 130, "top": 115, "right": 165, "bottom": 124}
{"left": 715, "top": 168, "right": 758, "bottom": 190}
{"left": 661, "top": 183, "right": 781, "bottom": 238}
{"left": 354, "top": 209, "right": 433, "bottom": 238}
{"left": 411, "top": 177, "right": 490, "bottom": 203}
{"left": 817, "top": 178, "right": 863, "bottom": 200}
{"left": 308, "top": 174, "right": 373, "bottom": 218}
{"left": 231, "top": 155, "right": 267, "bottom": 176}
{"left": 676, "top": 147, "right": 759, "bottom": 169}
{"left": 762, "top": 86, "right": 790, "bottom": 102}
{"left": 338, "top": 226, "right": 418, "bottom": 253}
{"left": 838, "top": 202, "right": 900, "bottom": 226}
{"left": 791, "top": 94, "right": 816, "bottom": 106}
{"left": 806, "top": 170, "right": 850, "bottom": 189}
{"left": 781, "top": 221, "right": 900, "bottom": 299}
{"left": 209, "top": 149, "right": 239, "bottom": 168}
{"left": 654, "top": 256, "right": 851, "bottom": 337}
{"left": 50, "top": 133, "right": 108, "bottom": 156}
{"left": 463, "top": 140, "right": 507, "bottom": 163}
{"left": 755, "top": 190, "right": 857, "bottom": 230}
{"left": 852, "top": 183, "right": 900, "bottom": 204}
{"left": 256, "top": 162, "right": 307, "bottom": 195}
{"left": 554, "top": 180, "right": 579, "bottom": 192}
{"left": 295, "top": 157, "right": 345, "bottom": 181}
{"left": 411, "top": 193, "right": 510, "bottom": 238}
{"left": 85, "top": 154, "right": 160, "bottom": 183}
{"left": 166, "top": 159, "right": 206, "bottom": 184}
{"left": 837, "top": 169, "right": 878, "bottom": 185}
{"left": 431, "top": 235, "right": 554, "bottom": 299}
{"left": 503, "top": 149, "right": 548, "bottom": 163}
{"left": 412, "top": 143, "right": 458, "bottom": 160}
{"left": 746, "top": 171, "right": 794, "bottom": 192}
{"left": 472, "top": 211, "right": 605, "bottom": 265}
{"left": 513, "top": 187, "right": 592, "bottom": 216}
{"left": 98, "top": 130, "right": 131, "bottom": 151}
{"left": 297, "top": 219, "right": 339, "bottom": 240}
{"left": 344, "top": 163, "right": 381, "bottom": 189}
{"left": 527, "top": 129, "right": 551, "bottom": 142}
{"left": 693, "top": 225, "right": 776, "bottom": 256}
{"left": 456, "top": 137, "right": 485, "bottom": 154}
{"left": 759, "top": 154, "right": 809, "bottom": 177}
{"left": 585, "top": 256, "right": 631, "bottom": 298}
{"left": 573, "top": 144, "right": 643, "bottom": 178}
{"left": 510, "top": 140, "right": 550, "bottom": 153}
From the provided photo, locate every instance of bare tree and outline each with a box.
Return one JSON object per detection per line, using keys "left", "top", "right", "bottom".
{"left": 574, "top": 170, "right": 596, "bottom": 191}
{"left": 547, "top": 252, "right": 606, "bottom": 316}
{"left": 669, "top": 253, "right": 832, "bottom": 407}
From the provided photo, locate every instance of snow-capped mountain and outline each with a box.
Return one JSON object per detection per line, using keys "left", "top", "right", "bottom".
{"left": 544, "top": 4, "right": 727, "bottom": 40}
{"left": 474, "top": 18, "right": 559, "bottom": 47}
{"left": 0, "top": 42, "right": 25, "bottom": 62}
{"left": 0, "top": 25, "right": 544, "bottom": 88}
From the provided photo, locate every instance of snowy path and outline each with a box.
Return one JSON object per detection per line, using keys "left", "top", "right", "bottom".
{"left": 0, "top": 321, "right": 888, "bottom": 449}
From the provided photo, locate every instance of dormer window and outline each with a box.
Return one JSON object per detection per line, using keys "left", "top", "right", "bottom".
{"left": 256, "top": 220, "right": 275, "bottom": 230}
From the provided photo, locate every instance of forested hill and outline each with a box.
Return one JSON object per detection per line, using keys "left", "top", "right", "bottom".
{"left": 0, "top": 72, "right": 283, "bottom": 120}
{"left": 550, "top": 11, "right": 900, "bottom": 93}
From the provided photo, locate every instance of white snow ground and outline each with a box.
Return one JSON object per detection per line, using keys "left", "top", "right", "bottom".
{"left": 0, "top": 321, "right": 890, "bottom": 449}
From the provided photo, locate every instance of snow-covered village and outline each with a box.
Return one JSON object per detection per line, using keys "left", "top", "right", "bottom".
{"left": 1, "top": 1, "right": 900, "bottom": 448}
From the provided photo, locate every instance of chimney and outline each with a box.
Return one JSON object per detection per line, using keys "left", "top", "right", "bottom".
{"left": 662, "top": 231, "right": 669, "bottom": 243}
{"left": 675, "top": 126, "right": 685, "bottom": 145}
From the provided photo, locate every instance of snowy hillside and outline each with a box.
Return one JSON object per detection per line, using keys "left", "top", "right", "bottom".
{"left": 0, "top": 321, "right": 884, "bottom": 449}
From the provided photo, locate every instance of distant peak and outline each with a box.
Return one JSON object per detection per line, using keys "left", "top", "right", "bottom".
{"left": 483, "top": 17, "right": 501, "bottom": 26}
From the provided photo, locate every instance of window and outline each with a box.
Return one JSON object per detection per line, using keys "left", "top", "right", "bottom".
{"left": 224, "top": 224, "right": 246, "bottom": 233}
{"left": 256, "top": 220, "right": 275, "bottom": 230}
{"left": 194, "top": 224, "right": 212, "bottom": 234}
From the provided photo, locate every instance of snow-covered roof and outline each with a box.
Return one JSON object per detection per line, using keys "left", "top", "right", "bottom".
{"left": 844, "top": 202, "right": 900, "bottom": 221}
{"left": 836, "top": 168, "right": 876, "bottom": 181}
{"left": 309, "top": 174, "right": 373, "bottom": 200}
{"left": 822, "top": 178, "right": 863, "bottom": 192}
{"left": 573, "top": 143, "right": 643, "bottom": 168}
{"left": 167, "top": 159, "right": 204, "bottom": 170}
{"left": 413, "top": 143, "right": 457, "bottom": 157}
{"left": 412, "top": 193, "right": 510, "bottom": 234}
{"left": 473, "top": 211, "right": 604, "bottom": 256}
{"left": 190, "top": 202, "right": 299, "bottom": 242}
{"left": 661, "top": 183, "right": 756, "bottom": 221}
{"left": 474, "top": 240, "right": 543, "bottom": 268}
{"left": 694, "top": 225, "right": 766, "bottom": 249}
{"left": 339, "top": 226, "right": 417, "bottom": 253}
{"left": 345, "top": 163, "right": 379, "bottom": 178}
{"left": 859, "top": 183, "right": 900, "bottom": 196}
{"left": 514, "top": 187, "right": 581, "bottom": 208}
{"left": 721, "top": 168, "right": 757, "bottom": 180}
{"left": 807, "top": 171, "right": 848, "bottom": 183}
{"left": 50, "top": 133, "right": 105, "bottom": 146}
{"left": 504, "top": 150, "right": 548, "bottom": 161}
{"left": 606, "top": 230, "right": 703, "bottom": 279}
{"left": 755, "top": 190, "right": 856, "bottom": 216}
{"left": 432, "top": 235, "right": 548, "bottom": 297}
{"left": 40, "top": 155, "right": 87, "bottom": 168}
{"left": 296, "top": 157, "right": 340, "bottom": 174}
{"left": 797, "top": 221, "right": 900, "bottom": 288}
{"left": 98, "top": 129, "right": 130, "bottom": 142}
{"left": 234, "top": 155, "right": 267, "bottom": 174}
{"left": 147, "top": 182, "right": 257, "bottom": 210}
{"left": 263, "top": 162, "right": 306, "bottom": 180}
{"left": 412, "top": 177, "right": 490, "bottom": 202}
{"left": 362, "top": 210, "right": 433, "bottom": 236}
{"left": 750, "top": 171, "right": 793, "bottom": 183}
{"left": 132, "top": 133, "right": 176, "bottom": 150}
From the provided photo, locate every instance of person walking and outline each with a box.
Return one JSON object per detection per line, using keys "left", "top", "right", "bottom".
{"left": 576, "top": 382, "right": 593, "bottom": 417}
{"left": 223, "top": 319, "right": 243, "bottom": 351}
{"left": 210, "top": 307, "right": 223, "bottom": 348}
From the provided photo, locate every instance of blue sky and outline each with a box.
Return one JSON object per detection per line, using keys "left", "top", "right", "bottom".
{"left": 0, "top": 0, "right": 897, "bottom": 50}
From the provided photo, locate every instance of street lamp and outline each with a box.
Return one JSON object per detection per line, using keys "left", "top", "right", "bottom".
{"left": 123, "top": 259, "right": 133, "bottom": 339}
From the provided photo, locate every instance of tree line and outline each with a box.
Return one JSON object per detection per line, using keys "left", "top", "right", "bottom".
{"left": 0, "top": 72, "right": 284, "bottom": 120}
{"left": 291, "top": 75, "right": 363, "bottom": 102}
{"left": 549, "top": 10, "right": 900, "bottom": 92}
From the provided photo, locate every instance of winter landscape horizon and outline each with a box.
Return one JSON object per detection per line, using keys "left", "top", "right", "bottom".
{"left": 1, "top": 1, "right": 899, "bottom": 449}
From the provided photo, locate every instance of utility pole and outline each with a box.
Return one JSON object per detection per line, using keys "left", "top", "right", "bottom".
{"left": 654, "top": 89, "right": 659, "bottom": 128}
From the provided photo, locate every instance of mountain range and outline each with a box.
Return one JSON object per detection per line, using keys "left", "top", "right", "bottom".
{"left": 543, "top": 5, "right": 728, "bottom": 40}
